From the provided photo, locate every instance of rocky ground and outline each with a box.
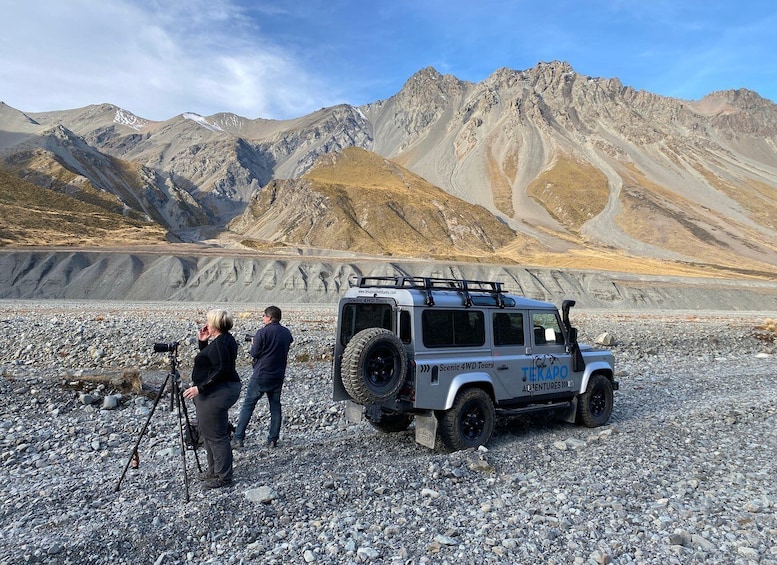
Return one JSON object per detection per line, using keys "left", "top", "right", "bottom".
{"left": 1, "top": 301, "right": 776, "bottom": 564}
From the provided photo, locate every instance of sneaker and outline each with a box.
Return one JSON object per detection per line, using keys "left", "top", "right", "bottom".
{"left": 203, "top": 477, "right": 233, "bottom": 489}
{"left": 267, "top": 439, "right": 278, "bottom": 448}
{"left": 196, "top": 471, "right": 216, "bottom": 481}
{"left": 231, "top": 439, "right": 244, "bottom": 449}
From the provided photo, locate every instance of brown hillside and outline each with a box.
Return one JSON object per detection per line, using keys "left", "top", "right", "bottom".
{"left": 0, "top": 167, "right": 167, "bottom": 246}
{"left": 231, "top": 147, "right": 517, "bottom": 260}
{"left": 526, "top": 154, "right": 610, "bottom": 232}
{"left": 615, "top": 162, "right": 777, "bottom": 274}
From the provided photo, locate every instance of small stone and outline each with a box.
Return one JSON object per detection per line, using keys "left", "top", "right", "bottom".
{"left": 595, "top": 332, "right": 616, "bottom": 346}
{"left": 246, "top": 486, "right": 278, "bottom": 503}
{"left": 738, "top": 547, "right": 759, "bottom": 559}
{"left": 589, "top": 549, "right": 612, "bottom": 564}
{"left": 101, "top": 395, "right": 119, "bottom": 410}
{"left": 468, "top": 459, "right": 494, "bottom": 473}
{"left": 79, "top": 393, "right": 98, "bottom": 405}
{"left": 356, "top": 547, "right": 379, "bottom": 560}
{"left": 690, "top": 534, "right": 716, "bottom": 551}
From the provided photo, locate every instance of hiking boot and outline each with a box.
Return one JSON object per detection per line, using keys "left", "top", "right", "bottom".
{"left": 231, "top": 438, "right": 244, "bottom": 449}
{"left": 203, "top": 477, "right": 233, "bottom": 489}
{"left": 267, "top": 439, "right": 278, "bottom": 448}
{"left": 196, "top": 471, "right": 216, "bottom": 481}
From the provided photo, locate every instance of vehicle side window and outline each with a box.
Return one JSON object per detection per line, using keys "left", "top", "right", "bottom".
{"left": 493, "top": 312, "right": 525, "bottom": 346}
{"left": 422, "top": 309, "right": 485, "bottom": 347}
{"left": 399, "top": 310, "right": 412, "bottom": 344}
{"left": 531, "top": 312, "right": 563, "bottom": 345}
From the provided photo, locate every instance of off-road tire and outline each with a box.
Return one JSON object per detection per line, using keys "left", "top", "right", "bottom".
{"left": 367, "top": 412, "right": 414, "bottom": 433}
{"left": 438, "top": 387, "right": 495, "bottom": 451}
{"left": 341, "top": 328, "right": 407, "bottom": 404}
{"left": 577, "top": 373, "right": 614, "bottom": 427}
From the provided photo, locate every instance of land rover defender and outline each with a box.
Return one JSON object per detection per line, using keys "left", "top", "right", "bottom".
{"left": 332, "top": 276, "right": 617, "bottom": 451}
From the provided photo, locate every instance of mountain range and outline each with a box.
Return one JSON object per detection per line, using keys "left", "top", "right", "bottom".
{"left": 1, "top": 60, "right": 776, "bottom": 282}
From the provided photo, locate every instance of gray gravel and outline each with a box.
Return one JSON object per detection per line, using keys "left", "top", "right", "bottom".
{"left": 1, "top": 301, "right": 776, "bottom": 565}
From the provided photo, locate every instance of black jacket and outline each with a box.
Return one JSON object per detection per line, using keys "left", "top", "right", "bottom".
{"left": 191, "top": 332, "right": 240, "bottom": 395}
{"left": 250, "top": 322, "right": 294, "bottom": 382}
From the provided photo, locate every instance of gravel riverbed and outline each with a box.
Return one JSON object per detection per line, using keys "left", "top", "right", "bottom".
{"left": 1, "top": 301, "right": 776, "bottom": 565}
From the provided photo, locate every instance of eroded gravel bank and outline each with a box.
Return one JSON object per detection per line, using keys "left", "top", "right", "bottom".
{"left": 1, "top": 301, "right": 776, "bottom": 565}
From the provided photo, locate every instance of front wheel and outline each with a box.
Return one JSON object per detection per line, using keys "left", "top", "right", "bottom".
{"left": 438, "top": 388, "right": 495, "bottom": 451}
{"left": 577, "top": 374, "right": 614, "bottom": 427}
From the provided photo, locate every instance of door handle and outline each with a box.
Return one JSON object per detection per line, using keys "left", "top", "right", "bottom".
{"left": 497, "top": 365, "right": 509, "bottom": 370}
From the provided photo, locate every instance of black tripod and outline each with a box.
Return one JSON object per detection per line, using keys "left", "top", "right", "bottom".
{"left": 115, "top": 342, "right": 202, "bottom": 502}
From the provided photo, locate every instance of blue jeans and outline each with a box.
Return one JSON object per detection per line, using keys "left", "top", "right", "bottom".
{"left": 233, "top": 377, "right": 283, "bottom": 443}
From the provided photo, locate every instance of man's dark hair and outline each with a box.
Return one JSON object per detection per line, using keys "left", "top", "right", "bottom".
{"left": 264, "top": 305, "right": 282, "bottom": 322}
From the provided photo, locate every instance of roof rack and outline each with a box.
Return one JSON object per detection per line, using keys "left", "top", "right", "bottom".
{"left": 352, "top": 276, "right": 506, "bottom": 308}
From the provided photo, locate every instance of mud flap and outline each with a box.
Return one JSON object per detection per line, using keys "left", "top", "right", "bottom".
{"left": 414, "top": 412, "right": 437, "bottom": 449}
{"left": 558, "top": 397, "right": 578, "bottom": 424}
{"left": 344, "top": 400, "right": 364, "bottom": 424}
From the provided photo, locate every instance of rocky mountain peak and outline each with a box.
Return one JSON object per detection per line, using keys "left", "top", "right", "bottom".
{"left": 396, "top": 66, "right": 468, "bottom": 105}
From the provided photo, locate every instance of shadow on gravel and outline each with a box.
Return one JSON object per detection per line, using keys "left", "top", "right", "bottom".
{"left": 490, "top": 411, "right": 572, "bottom": 444}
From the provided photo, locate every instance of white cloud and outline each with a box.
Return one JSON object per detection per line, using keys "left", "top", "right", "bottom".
{"left": 0, "top": 0, "right": 332, "bottom": 120}
{"left": 1, "top": 0, "right": 774, "bottom": 119}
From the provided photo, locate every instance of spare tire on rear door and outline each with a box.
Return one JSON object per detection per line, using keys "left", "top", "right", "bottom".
{"left": 341, "top": 328, "right": 407, "bottom": 404}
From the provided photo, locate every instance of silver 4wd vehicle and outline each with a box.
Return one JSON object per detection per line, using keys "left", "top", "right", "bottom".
{"left": 333, "top": 276, "right": 618, "bottom": 451}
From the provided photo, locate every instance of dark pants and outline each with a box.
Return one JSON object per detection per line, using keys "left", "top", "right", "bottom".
{"left": 193, "top": 381, "right": 241, "bottom": 481}
{"left": 233, "top": 377, "right": 283, "bottom": 443}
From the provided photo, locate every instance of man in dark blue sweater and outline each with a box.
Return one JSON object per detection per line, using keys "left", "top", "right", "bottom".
{"left": 233, "top": 306, "right": 294, "bottom": 448}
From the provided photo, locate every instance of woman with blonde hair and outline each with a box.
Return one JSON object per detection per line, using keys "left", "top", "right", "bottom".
{"left": 183, "top": 309, "right": 242, "bottom": 489}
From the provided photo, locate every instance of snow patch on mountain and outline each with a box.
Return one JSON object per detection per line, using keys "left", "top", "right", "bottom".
{"left": 113, "top": 109, "right": 146, "bottom": 131}
{"left": 183, "top": 112, "right": 223, "bottom": 132}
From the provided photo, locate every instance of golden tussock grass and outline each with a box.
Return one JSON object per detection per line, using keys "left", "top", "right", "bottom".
{"left": 526, "top": 154, "right": 610, "bottom": 231}
{"left": 0, "top": 167, "right": 166, "bottom": 246}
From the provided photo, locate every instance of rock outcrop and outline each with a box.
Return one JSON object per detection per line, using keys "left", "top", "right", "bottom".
{"left": 2, "top": 250, "right": 775, "bottom": 310}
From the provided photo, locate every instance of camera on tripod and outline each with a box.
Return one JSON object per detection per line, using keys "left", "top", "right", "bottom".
{"left": 153, "top": 341, "right": 180, "bottom": 353}
{"left": 118, "top": 339, "right": 202, "bottom": 501}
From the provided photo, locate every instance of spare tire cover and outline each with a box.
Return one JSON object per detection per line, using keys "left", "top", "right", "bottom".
{"left": 341, "top": 328, "right": 407, "bottom": 404}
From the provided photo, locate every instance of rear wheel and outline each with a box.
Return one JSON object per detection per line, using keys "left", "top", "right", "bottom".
{"left": 341, "top": 328, "right": 407, "bottom": 404}
{"left": 577, "top": 374, "right": 614, "bottom": 427}
{"left": 438, "top": 388, "right": 495, "bottom": 451}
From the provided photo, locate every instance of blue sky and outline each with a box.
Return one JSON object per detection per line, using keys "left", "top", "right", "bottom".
{"left": 1, "top": 0, "right": 775, "bottom": 121}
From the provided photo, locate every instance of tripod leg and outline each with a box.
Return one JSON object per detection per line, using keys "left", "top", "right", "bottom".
{"left": 115, "top": 372, "right": 171, "bottom": 492}
{"left": 173, "top": 380, "right": 191, "bottom": 503}
{"left": 180, "top": 395, "right": 203, "bottom": 472}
